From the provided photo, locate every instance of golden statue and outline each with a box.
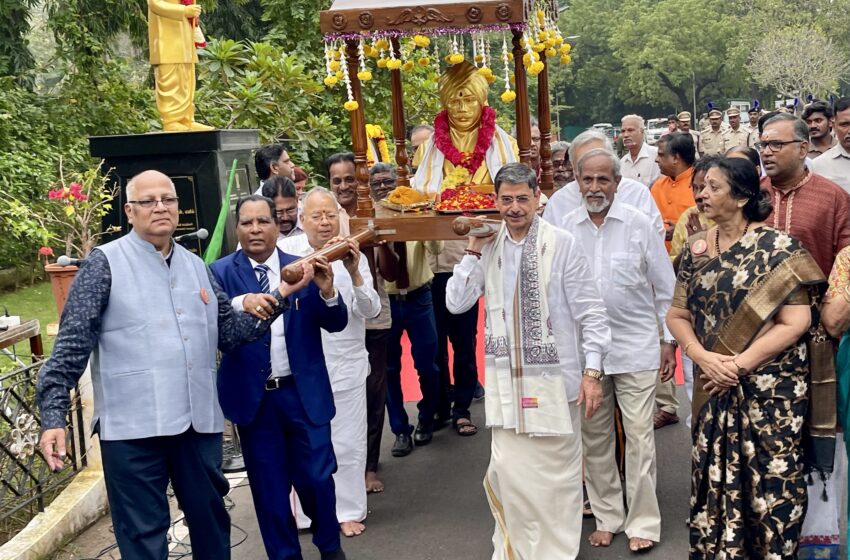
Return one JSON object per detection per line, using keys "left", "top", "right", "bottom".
{"left": 147, "top": 0, "right": 214, "bottom": 132}
{"left": 413, "top": 61, "right": 517, "bottom": 192}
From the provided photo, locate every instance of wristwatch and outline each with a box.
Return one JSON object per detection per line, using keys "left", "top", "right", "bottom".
{"left": 662, "top": 339, "right": 678, "bottom": 347}
{"left": 582, "top": 368, "right": 604, "bottom": 381}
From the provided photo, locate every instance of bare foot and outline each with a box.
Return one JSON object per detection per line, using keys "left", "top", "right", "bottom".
{"left": 340, "top": 521, "right": 366, "bottom": 537}
{"left": 589, "top": 531, "right": 614, "bottom": 547}
{"left": 629, "top": 537, "right": 654, "bottom": 552}
{"left": 366, "top": 471, "right": 384, "bottom": 493}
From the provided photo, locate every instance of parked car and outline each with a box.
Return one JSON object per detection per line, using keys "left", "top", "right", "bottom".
{"left": 646, "top": 117, "right": 668, "bottom": 145}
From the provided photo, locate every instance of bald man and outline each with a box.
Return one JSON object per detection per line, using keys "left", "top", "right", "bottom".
{"left": 37, "top": 170, "right": 312, "bottom": 559}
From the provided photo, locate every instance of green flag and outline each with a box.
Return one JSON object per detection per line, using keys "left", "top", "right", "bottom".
{"left": 203, "top": 158, "right": 238, "bottom": 265}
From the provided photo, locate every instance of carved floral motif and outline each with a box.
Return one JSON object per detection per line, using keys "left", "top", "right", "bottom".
{"left": 495, "top": 3, "right": 513, "bottom": 21}
{"left": 385, "top": 7, "right": 455, "bottom": 26}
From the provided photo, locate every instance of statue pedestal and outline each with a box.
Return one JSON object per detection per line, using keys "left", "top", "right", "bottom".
{"left": 89, "top": 129, "right": 260, "bottom": 256}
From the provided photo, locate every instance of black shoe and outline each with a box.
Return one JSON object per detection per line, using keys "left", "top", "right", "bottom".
{"left": 391, "top": 433, "right": 413, "bottom": 457}
{"left": 433, "top": 413, "right": 451, "bottom": 431}
{"left": 321, "top": 549, "right": 347, "bottom": 560}
{"left": 413, "top": 423, "right": 433, "bottom": 446}
{"left": 473, "top": 381, "right": 485, "bottom": 400}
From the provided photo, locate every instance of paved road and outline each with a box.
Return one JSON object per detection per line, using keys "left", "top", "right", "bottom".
{"left": 54, "top": 390, "right": 693, "bottom": 559}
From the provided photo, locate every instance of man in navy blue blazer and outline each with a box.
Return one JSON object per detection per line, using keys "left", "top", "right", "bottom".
{"left": 211, "top": 195, "right": 348, "bottom": 560}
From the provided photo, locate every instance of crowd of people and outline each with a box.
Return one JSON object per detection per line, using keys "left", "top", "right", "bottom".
{"left": 34, "top": 96, "right": 850, "bottom": 560}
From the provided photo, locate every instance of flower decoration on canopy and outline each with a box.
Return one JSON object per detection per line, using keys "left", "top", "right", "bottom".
{"left": 365, "top": 124, "right": 391, "bottom": 167}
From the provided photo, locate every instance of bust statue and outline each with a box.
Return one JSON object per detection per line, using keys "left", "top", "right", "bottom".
{"left": 413, "top": 61, "right": 517, "bottom": 192}
{"left": 147, "top": 0, "right": 214, "bottom": 132}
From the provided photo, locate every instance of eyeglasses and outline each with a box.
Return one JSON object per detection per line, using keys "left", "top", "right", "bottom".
{"left": 755, "top": 140, "right": 803, "bottom": 152}
{"left": 127, "top": 197, "right": 179, "bottom": 209}
{"left": 369, "top": 178, "right": 396, "bottom": 188}
{"left": 276, "top": 208, "right": 298, "bottom": 217}
{"left": 498, "top": 195, "right": 532, "bottom": 205}
{"left": 552, "top": 160, "right": 569, "bottom": 169}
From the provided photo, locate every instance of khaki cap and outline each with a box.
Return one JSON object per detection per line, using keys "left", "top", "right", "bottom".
{"left": 677, "top": 111, "right": 692, "bottom": 120}
{"left": 726, "top": 107, "right": 741, "bottom": 116}
{"left": 708, "top": 109, "right": 722, "bottom": 118}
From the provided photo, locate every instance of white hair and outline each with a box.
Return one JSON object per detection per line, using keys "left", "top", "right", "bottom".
{"left": 302, "top": 186, "right": 339, "bottom": 210}
{"left": 551, "top": 140, "right": 570, "bottom": 154}
{"left": 576, "top": 148, "right": 622, "bottom": 179}
{"left": 568, "top": 130, "right": 614, "bottom": 165}
{"left": 621, "top": 114, "right": 646, "bottom": 130}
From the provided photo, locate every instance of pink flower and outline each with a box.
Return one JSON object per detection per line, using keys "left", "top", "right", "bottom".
{"left": 48, "top": 189, "right": 64, "bottom": 200}
{"left": 39, "top": 246, "right": 54, "bottom": 256}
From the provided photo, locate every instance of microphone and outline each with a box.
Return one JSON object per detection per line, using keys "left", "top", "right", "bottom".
{"left": 174, "top": 228, "right": 209, "bottom": 243}
{"left": 57, "top": 255, "right": 84, "bottom": 267}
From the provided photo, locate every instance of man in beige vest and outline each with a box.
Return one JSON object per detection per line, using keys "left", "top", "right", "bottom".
{"left": 148, "top": 0, "right": 214, "bottom": 131}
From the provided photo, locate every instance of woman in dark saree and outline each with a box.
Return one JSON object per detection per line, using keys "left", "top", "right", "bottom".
{"left": 666, "top": 157, "right": 830, "bottom": 559}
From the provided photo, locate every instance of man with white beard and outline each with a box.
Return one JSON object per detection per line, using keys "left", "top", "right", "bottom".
{"left": 559, "top": 148, "right": 675, "bottom": 553}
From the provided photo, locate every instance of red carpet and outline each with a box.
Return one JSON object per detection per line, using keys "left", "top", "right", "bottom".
{"left": 399, "top": 299, "right": 683, "bottom": 402}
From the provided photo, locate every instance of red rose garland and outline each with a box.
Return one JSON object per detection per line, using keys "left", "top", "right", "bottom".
{"left": 433, "top": 106, "right": 497, "bottom": 176}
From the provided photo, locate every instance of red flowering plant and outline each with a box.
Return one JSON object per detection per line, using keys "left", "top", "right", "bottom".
{"left": 19, "top": 159, "right": 120, "bottom": 261}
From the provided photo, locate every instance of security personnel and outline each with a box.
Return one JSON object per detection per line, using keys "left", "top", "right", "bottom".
{"left": 699, "top": 109, "right": 725, "bottom": 156}
{"left": 677, "top": 111, "right": 701, "bottom": 158}
{"left": 723, "top": 108, "right": 750, "bottom": 150}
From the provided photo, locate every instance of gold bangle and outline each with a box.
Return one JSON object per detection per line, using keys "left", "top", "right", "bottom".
{"left": 683, "top": 341, "right": 697, "bottom": 357}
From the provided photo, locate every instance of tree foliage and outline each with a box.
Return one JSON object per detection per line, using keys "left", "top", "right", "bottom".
{"left": 0, "top": 0, "right": 39, "bottom": 77}
{"left": 747, "top": 26, "right": 850, "bottom": 99}
{"left": 195, "top": 38, "right": 344, "bottom": 169}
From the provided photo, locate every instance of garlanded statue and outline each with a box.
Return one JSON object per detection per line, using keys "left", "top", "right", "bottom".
{"left": 147, "top": 0, "right": 214, "bottom": 132}
{"left": 413, "top": 61, "right": 517, "bottom": 192}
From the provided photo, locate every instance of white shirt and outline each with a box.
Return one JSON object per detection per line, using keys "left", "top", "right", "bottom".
{"left": 811, "top": 143, "right": 850, "bottom": 193}
{"left": 446, "top": 227, "right": 611, "bottom": 401}
{"left": 231, "top": 251, "right": 291, "bottom": 378}
{"left": 231, "top": 250, "right": 341, "bottom": 378}
{"left": 560, "top": 199, "right": 675, "bottom": 374}
{"left": 280, "top": 235, "right": 381, "bottom": 391}
{"left": 542, "top": 177, "right": 665, "bottom": 237}
{"left": 620, "top": 142, "right": 661, "bottom": 188}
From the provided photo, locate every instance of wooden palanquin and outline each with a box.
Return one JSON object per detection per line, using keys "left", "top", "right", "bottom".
{"left": 320, "top": 0, "right": 559, "bottom": 241}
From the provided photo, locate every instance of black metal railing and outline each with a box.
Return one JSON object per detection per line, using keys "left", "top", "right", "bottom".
{"left": 0, "top": 360, "right": 87, "bottom": 544}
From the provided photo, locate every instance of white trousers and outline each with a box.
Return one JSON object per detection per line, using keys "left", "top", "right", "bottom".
{"left": 293, "top": 383, "right": 368, "bottom": 526}
{"left": 582, "top": 370, "right": 661, "bottom": 541}
{"left": 486, "top": 402, "right": 583, "bottom": 560}
{"left": 682, "top": 354, "right": 694, "bottom": 428}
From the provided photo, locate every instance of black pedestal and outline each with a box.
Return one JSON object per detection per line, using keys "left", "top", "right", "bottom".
{"left": 90, "top": 129, "right": 260, "bottom": 256}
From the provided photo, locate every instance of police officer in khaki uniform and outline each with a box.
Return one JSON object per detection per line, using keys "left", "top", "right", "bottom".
{"left": 699, "top": 109, "right": 725, "bottom": 156}
{"left": 723, "top": 108, "right": 749, "bottom": 150}
{"left": 745, "top": 105, "right": 761, "bottom": 148}
{"left": 677, "top": 111, "right": 701, "bottom": 158}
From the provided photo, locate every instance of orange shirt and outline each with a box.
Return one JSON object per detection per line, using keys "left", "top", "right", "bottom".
{"left": 651, "top": 167, "right": 696, "bottom": 252}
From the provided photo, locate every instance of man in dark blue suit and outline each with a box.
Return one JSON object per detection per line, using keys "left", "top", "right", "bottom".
{"left": 211, "top": 195, "right": 348, "bottom": 560}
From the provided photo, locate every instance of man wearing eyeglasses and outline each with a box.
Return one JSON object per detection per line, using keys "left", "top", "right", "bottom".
{"left": 261, "top": 175, "right": 303, "bottom": 239}
{"left": 551, "top": 141, "right": 574, "bottom": 190}
{"left": 759, "top": 113, "right": 850, "bottom": 275}
{"left": 36, "top": 170, "right": 318, "bottom": 559}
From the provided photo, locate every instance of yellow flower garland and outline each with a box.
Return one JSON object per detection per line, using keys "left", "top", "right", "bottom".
{"left": 365, "top": 124, "right": 391, "bottom": 166}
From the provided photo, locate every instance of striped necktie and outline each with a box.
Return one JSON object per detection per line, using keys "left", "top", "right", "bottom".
{"left": 254, "top": 264, "right": 270, "bottom": 293}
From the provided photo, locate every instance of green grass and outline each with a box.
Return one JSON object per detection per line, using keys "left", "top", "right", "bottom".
{"left": 0, "top": 281, "right": 59, "bottom": 362}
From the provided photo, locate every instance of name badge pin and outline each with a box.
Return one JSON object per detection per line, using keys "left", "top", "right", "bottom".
{"left": 691, "top": 239, "right": 707, "bottom": 256}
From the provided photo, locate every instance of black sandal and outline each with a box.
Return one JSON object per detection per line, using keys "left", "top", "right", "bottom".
{"left": 454, "top": 418, "right": 478, "bottom": 436}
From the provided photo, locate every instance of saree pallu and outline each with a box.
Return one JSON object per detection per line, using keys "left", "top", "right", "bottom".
{"left": 673, "top": 226, "right": 828, "bottom": 559}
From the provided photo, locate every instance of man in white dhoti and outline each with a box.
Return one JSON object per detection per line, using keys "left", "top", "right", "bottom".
{"left": 446, "top": 163, "right": 611, "bottom": 559}
{"left": 560, "top": 148, "right": 676, "bottom": 553}
{"left": 282, "top": 188, "right": 381, "bottom": 538}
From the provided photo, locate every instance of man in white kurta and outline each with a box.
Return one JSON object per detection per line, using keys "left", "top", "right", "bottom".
{"left": 543, "top": 129, "right": 664, "bottom": 237}
{"left": 282, "top": 188, "right": 381, "bottom": 537}
{"left": 560, "top": 148, "right": 676, "bottom": 553}
{"left": 446, "top": 163, "right": 611, "bottom": 560}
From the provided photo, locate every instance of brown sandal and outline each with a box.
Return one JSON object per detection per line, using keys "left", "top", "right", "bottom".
{"left": 454, "top": 418, "right": 478, "bottom": 436}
